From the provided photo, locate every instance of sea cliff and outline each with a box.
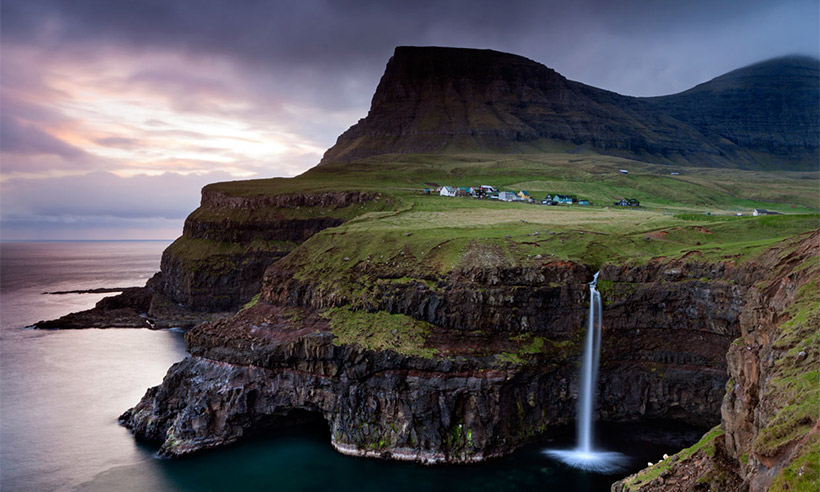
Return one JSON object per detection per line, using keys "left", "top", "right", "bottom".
{"left": 121, "top": 245, "right": 786, "bottom": 462}
{"left": 613, "top": 231, "right": 819, "bottom": 491}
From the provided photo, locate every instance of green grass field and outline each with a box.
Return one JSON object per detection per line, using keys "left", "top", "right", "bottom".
{"left": 211, "top": 153, "right": 819, "bottom": 214}
{"left": 195, "top": 152, "right": 818, "bottom": 280}
{"left": 197, "top": 153, "right": 814, "bottom": 311}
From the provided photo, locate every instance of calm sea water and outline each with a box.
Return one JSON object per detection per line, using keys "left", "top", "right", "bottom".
{"left": 0, "top": 241, "right": 701, "bottom": 492}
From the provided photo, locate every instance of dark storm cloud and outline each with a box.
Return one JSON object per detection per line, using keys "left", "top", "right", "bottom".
{"left": 4, "top": 0, "right": 817, "bottom": 93}
{"left": 1, "top": 0, "right": 817, "bottom": 239}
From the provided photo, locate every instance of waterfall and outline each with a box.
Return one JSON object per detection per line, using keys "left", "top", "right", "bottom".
{"left": 577, "top": 271, "right": 602, "bottom": 453}
{"left": 543, "top": 271, "right": 626, "bottom": 472}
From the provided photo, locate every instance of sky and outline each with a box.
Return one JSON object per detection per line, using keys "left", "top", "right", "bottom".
{"left": 1, "top": 0, "right": 818, "bottom": 240}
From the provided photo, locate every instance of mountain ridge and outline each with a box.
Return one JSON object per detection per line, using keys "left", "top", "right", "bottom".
{"left": 320, "top": 47, "right": 819, "bottom": 170}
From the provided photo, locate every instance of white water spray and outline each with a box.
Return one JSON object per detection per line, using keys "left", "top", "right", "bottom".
{"left": 543, "top": 272, "right": 627, "bottom": 473}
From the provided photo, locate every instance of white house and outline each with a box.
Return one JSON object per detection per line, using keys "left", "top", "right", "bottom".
{"left": 440, "top": 186, "right": 457, "bottom": 197}
{"left": 498, "top": 191, "right": 516, "bottom": 201}
{"left": 619, "top": 169, "right": 629, "bottom": 174}
{"left": 753, "top": 209, "right": 768, "bottom": 216}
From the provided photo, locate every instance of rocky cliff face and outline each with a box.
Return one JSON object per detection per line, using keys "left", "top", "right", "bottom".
{"left": 320, "top": 47, "right": 819, "bottom": 170}
{"left": 719, "top": 231, "right": 819, "bottom": 490}
{"left": 121, "top": 247, "right": 775, "bottom": 462}
{"left": 612, "top": 230, "right": 819, "bottom": 491}
{"left": 152, "top": 188, "right": 376, "bottom": 313}
{"left": 34, "top": 188, "right": 380, "bottom": 329}
{"left": 121, "top": 303, "right": 578, "bottom": 462}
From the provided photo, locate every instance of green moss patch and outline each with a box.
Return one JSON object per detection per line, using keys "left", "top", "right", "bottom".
{"left": 769, "top": 434, "right": 820, "bottom": 492}
{"left": 240, "top": 293, "right": 261, "bottom": 311}
{"left": 322, "top": 306, "right": 438, "bottom": 359}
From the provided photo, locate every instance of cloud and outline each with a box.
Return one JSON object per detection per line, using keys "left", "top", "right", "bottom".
{"left": 0, "top": 170, "right": 245, "bottom": 239}
{"left": 94, "top": 137, "right": 142, "bottom": 148}
{"left": 1, "top": 0, "right": 817, "bottom": 239}
{"left": 1, "top": 114, "right": 86, "bottom": 159}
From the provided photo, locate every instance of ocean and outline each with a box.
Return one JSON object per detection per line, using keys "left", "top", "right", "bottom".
{"left": 0, "top": 241, "right": 700, "bottom": 492}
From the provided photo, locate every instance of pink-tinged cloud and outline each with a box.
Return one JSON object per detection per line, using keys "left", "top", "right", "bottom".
{"left": 1, "top": 114, "right": 86, "bottom": 159}
{"left": 0, "top": 171, "right": 242, "bottom": 240}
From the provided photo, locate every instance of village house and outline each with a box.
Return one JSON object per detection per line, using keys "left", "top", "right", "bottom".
{"left": 440, "top": 186, "right": 457, "bottom": 197}
{"left": 498, "top": 191, "right": 516, "bottom": 202}
{"left": 614, "top": 198, "right": 640, "bottom": 207}
{"left": 753, "top": 209, "right": 781, "bottom": 216}
{"left": 468, "top": 187, "right": 486, "bottom": 198}
{"left": 554, "top": 194, "right": 573, "bottom": 205}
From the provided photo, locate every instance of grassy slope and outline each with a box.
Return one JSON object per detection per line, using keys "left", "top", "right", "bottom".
{"left": 214, "top": 153, "right": 817, "bottom": 367}
{"left": 214, "top": 153, "right": 819, "bottom": 212}
{"left": 205, "top": 153, "right": 818, "bottom": 286}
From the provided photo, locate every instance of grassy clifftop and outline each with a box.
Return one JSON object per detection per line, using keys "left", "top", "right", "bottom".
{"left": 210, "top": 153, "right": 819, "bottom": 212}
{"left": 194, "top": 152, "right": 817, "bottom": 310}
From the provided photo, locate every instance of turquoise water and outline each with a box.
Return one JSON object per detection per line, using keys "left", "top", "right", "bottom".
{"left": 0, "top": 241, "right": 701, "bottom": 492}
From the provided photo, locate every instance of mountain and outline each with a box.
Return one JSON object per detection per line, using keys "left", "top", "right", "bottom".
{"left": 320, "top": 47, "right": 819, "bottom": 170}
{"left": 647, "top": 56, "right": 820, "bottom": 163}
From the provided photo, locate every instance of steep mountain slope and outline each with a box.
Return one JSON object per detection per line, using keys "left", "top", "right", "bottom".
{"left": 647, "top": 56, "right": 820, "bottom": 169}
{"left": 320, "top": 47, "right": 819, "bottom": 170}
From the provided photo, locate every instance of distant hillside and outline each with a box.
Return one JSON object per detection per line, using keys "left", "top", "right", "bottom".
{"left": 646, "top": 56, "right": 820, "bottom": 166}
{"left": 320, "top": 47, "right": 819, "bottom": 170}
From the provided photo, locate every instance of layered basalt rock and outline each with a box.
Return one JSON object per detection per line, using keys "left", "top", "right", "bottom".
{"left": 155, "top": 190, "right": 376, "bottom": 312}
{"left": 263, "top": 260, "right": 593, "bottom": 334}
{"left": 34, "top": 190, "right": 378, "bottom": 329}
{"left": 120, "top": 303, "right": 578, "bottom": 462}
{"left": 121, "top": 253, "right": 764, "bottom": 462}
{"left": 718, "top": 231, "right": 819, "bottom": 491}
{"left": 597, "top": 261, "right": 755, "bottom": 428}
{"left": 612, "top": 231, "right": 820, "bottom": 491}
